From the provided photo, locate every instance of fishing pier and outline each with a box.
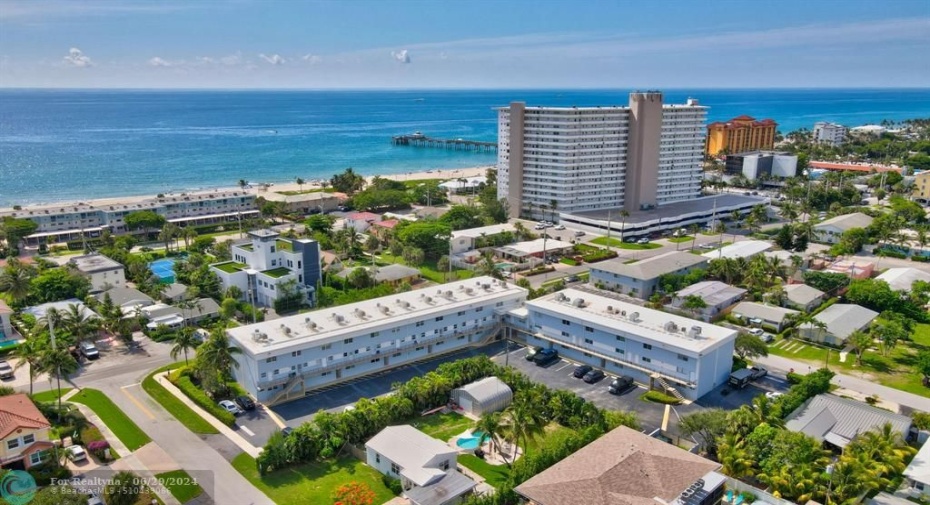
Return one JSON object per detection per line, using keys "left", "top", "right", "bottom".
{"left": 391, "top": 132, "right": 497, "bottom": 152}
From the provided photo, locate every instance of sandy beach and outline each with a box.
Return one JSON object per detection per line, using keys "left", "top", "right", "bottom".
{"left": 3, "top": 165, "right": 495, "bottom": 211}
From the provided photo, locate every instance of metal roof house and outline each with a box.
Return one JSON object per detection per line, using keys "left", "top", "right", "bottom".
{"left": 904, "top": 438, "right": 930, "bottom": 500}
{"left": 589, "top": 251, "right": 708, "bottom": 299}
{"left": 785, "top": 394, "right": 911, "bottom": 450}
{"left": 783, "top": 284, "right": 826, "bottom": 312}
{"left": 669, "top": 281, "right": 746, "bottom": 321}
{"left": 876, "top": 267, "right": 930, "bottom": 293}
{"left": 515, "top": 426, "right": 723, "bottom": 505}
{"left": 701, "top": 240, "right": 772, "bottom": 260}
{"left": 451, "top": 376, "right": 513, "bottom": 417}
{"left": 814, "top": 212, "right": 874, "bottom": 244}
{"left": 732, "top": 301, "right": 799, "bottom": 331}
{"left": 800, "top": 303, "right": 878, "bottom": 346}
{"left": 365, "top": 425, "right": 476, "bottom": 505}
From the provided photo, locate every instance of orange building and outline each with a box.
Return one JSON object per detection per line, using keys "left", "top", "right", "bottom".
{"left": 705, "top": 115, "right": 777, "bottom": 156}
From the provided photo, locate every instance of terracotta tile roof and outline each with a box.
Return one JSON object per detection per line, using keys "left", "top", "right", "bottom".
{"left": 809, "top": 161, "right": 902, "bottom": 173}
{"left": 347, "top": 212, "right": 381, "bottom": 221}
{"left": 731, "top": 115, "right": 755, "bottom": 121}
{"left": 372, "top": 219, "right": 400, "bottom": 229}
{"left": 515, "top": 427, "right": 720, "bottom": 505}
{"left": 0, "top": 394, "right": 50, "bottom": 439}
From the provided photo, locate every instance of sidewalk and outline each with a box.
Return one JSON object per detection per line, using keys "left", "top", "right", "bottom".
{"left": 155, "top": 372, "right": 263, "bottom": 457}
{"left": 754, "top": 353, "right": 930, "bottom": 412}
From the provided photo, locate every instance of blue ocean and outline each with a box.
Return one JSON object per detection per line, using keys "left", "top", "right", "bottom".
{"left": 1, "top": 88, "right": 929, "bottom": 206}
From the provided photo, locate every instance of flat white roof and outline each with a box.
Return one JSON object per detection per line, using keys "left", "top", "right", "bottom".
{"left": 702, "top": 240, "right": 771, "bottom": 260}
{"left": 228, "top": 276, "right": 525, "bottom": 355}
{"left": 499, "top": 238, "right": 573, "bottom": 256}
{"left": 529, "top": 288, "right": 737, "bottom": 353}
{"left": 905, "top": 438, "right": 930, "bottom": 485}
{"left": 451, "top": 223, "right": 515, "bottom": 240}
{"left": 70, "top": 253, "right": 124, "bottom": 273}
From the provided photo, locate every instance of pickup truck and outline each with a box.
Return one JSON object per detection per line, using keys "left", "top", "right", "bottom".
{"left": 750, "top": 366, "right": 768, "bottom": 380}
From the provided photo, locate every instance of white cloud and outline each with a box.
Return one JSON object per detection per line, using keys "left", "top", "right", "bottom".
{"left": 63, "top": 47, "right": 93, "bottom": 67}
{"left": 219, "top": 53, "right": 242, "bottom": 66}
{"left": 148, "top": 56, "right": 172, "bottom": 67}
{"left": 259, "top": 53, "right": 286, "bottom": 65}
{"left": 390, "top": 49, "right": 410, "bottom": 64}
{"left": 302, "top": 54, "right": 322, "bottom": 64}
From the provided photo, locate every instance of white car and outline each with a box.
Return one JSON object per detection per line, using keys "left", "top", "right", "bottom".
{"left": 66, "top": 445, "right": 87, "bottom": 462}
{"left": 748, "top": 328, "right": 764, "bottom": 337}
{"left": 765, "top": 391, "right": 784, "bottom": 400}
{"left": 554, "top": 224, "right": 566, "bottom": 231}
{"left": 218, "top": 400, "right": 243, "bottom": 416}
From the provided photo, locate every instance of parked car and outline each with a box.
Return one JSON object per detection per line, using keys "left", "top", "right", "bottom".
{"left": 87, "top": 492, "right": 104, "bottom": 505}
{"left": 554, "top": 224, "right": 566, "bottom": 230}
{"left": 765, "top": 391, "right": 784, "bottom": 399}
{"left": 235, "top": 395, "right": 256, "bottom": 411}
{"left": 583, "top": 369, "right": 606, "bottom": 384}
{"left": 79, "top": 342, "right": 100, "bottom": 360}
{"left": 760, "top": 333, "right": 774, "bottom": 343}
{"left": 66, "top": 445, "right": 88, "bottom": 462}
{"left": 608, "top": 375, "right": 635, "bottom": 394}
{"left": 282, "top": 427, "right": 294, "bottom": 437}
{"left": 750, "top": 366, "right": 768, "bottom": 380}
{"left": 533, "top": 349, "right": 560, "bottom": 366}
{"left": 574, "top": 230, "right": 585, "bottom": 237}
{"left": 624, "top": 237, "right": 636, "bottom": 243}
{"left": 0, "top": 360, "right": 13, "bottom": 379}
{"left": 748, "top": 328, "right": 764, "bottom": 337}
{"left": 218, "top": 400, "right": 243, "bottom": 416}
{"left": 525, "top": 347, "right": 542, "bottom": 361}
{"left": 565, "top": 275, "right": 580, "bottom": 283}
{"left": 637, "top": 238, "right": 650, "bottom": 244}
{"left": 573, "top": 364, "right": 593, "bottom": 378}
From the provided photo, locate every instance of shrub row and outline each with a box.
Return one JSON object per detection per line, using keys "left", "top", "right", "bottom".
{"left": 642, "top": 390, "right": 682, "bottom": 405}
{"left": 173, "top": 376, "right": 236, "bottom": 426}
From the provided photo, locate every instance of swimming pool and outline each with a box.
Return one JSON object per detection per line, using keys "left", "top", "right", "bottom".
{"left": 456, "top": 430, "right": 489, "bottom": 450}
{"left": 495, "top": 262, "right": 515, "bottom": 271}
{"left": 149, "top": 258, "right": 178, "bottom": 283}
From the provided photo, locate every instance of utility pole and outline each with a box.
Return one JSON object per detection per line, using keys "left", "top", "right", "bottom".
{"left": 605, "top": 211, "right": 612, "bottom": 252}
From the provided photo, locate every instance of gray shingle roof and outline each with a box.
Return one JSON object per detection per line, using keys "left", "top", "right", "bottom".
{"left": 785, "top": 394, "right": 911, "bottom": 449}
{"left": 95, "top": 287, "right": 154, "bottom": 308}
{"left": 809, "top": 303, "right": 878, "bottom": 340}
{"left": 592, "top": 252, "right": 708, "bottom": 280}
{"left": 784, "top": 284, "right": 825, "bottom": 306}
{"left": 514, "top": 426, "right": 720, "bottom": 505}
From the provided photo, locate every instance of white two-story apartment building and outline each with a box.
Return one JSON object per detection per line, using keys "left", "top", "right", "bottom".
{"left": 227, "top": 276, "right": 526, "bottom": 404}
{"left": 211, "top": 229, "right": 321, "bottom": 308}
{"left": 69, "top": 253, "right": 126, "bottom": 293}
{"left": 506, "top": 288, "right": 737, "bottom": 400}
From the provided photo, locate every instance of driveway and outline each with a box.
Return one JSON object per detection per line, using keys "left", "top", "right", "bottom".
{"left": 233, "top": 404, "right": 287, "bottom": 447}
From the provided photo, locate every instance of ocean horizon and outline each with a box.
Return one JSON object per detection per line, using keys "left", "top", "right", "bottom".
{"left": 2, "top": 88, "right": 929, "bottom": 207}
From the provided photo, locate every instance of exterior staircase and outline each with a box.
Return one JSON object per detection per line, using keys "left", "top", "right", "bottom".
{"left": 652, "top": 374, "right": 685, "bottom": 402}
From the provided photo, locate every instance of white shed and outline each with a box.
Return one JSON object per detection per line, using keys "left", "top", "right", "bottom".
{"left": 451, "top": 376, "right": 513, "bottom": 417}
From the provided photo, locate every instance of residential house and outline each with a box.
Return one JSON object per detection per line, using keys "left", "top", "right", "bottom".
{"left": 369, "top": 219, "right": 400, "bottom": 240}
{"left": 69, "top": 253, "right": 126, "bottom": 293}
{"left": 345, "top": 212, "right": 381, "bottom": 233}
{"left": 0, "top": 300, "right": 12, "bottom": 342}
{"left": 494, "top": 239, "right": 574, "bottom": 263}
{"left": 783, "top": 284, "right": 826, "bottom": 312}
{"left": 668, "top": 281, "right": 746, "bottom": 321}
{"left": 337, "top": 264, "right": 421, "bottom": 288}
{"left": 785, "top": 394, "right": 911, "bottom": 450}
{"left": 800, "top": 303, "right": 878, "bottom": 346}
{"left": 515, "top": 426, "right": 724, "bottom": 505}
{"left": 366, "top": 425, "right": 476, "bottom": 505}
{"left": 876, "top": 267, "right": 930, "bottom": 293}
{"left": 161, "top": 282, "right": 189, "bottom": 303}
{"left": 0, "top": 394, "right": 54, "bottom": 469}
{"left": 589, "top": 251, "right": 708, "bottom": 299}
{"left": 824, "top": 259, "right": 874, "bottom": 280}
{"left": 451, "top": 224, "right": 516, "bottom": 254}
{"left": 701, "top": 240, "right": 772, "bottom": 261}
{"left": 95, "top": 287, "right": 155, "bottom": 316}
{"left": 904, "top": 438, "right": 930, "bottom": 500}
{"left": 23, "top": 300, "right": 100, "bottom": 322}
{"left": 507, "top": 288, "right": 738, "bottom": 401}
{"left": 813, "top": 213, "right": 874, "bottom": 244}
{"left": 731, "top": 302, "right": 799, "bottom": 332}
{"left": 211, "top": 229, "right": 321, "bottom": 308}
{"left": 143, "top": 298, "right": 220, "bottom": 330}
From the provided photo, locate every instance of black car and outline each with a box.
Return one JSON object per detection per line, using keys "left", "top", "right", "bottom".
{"left": 282, "top": 427, "right": 294, "bottom": 437}
{"left": 573, "top": 365, "right": 593, "bottom": 378}
{"left": 235, "top": 395, "right": 256, "bottom": 411}
{"left": 525, "top": 347, "right": 542, "bottom": 361}
{"left": 582, "top": 369, "right": 606, "bottom": 383}
{"left": 608, "top": 375, "right": 635, "bottom": 395}
{"left": 533, "top": 349, "right": 559, "bottom": 366}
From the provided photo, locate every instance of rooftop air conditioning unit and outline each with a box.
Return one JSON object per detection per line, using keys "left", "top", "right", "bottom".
{"left": 465, "top": 288, "right": 474, "bottom": 295}
{"left": 572, "top": 298, "right": 585, "bottom": 307}
{"left": 334, "top": 314, "right": 345, "bottom": 324}
{"left": 354, "top": 309, "right": 366, "bottom": 318}
{"left": 629, "top": 312, "right": 640, "bottom": 322}
{"left": 665, "top": 321, "right": 677, "bottom": 332}
{"left": 379, "top": 305, "right": 390, "bottom": 314}
{"left": 444, "top": 290, "right": 453, "bottom": 298}
{"left": 424, "top": 296, "right": 433, "bottom": 304}
{"left": 482, "top": 284, "right": 491, "bottom": 290}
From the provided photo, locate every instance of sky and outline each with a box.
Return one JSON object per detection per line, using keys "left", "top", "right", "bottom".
{"left": 0, "top": 0, "right": 928, "bottom": 89}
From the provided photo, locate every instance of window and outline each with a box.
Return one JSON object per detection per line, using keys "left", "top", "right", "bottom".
{"left": 561, "top": 331, "right": 569, "bottom": 337}
{"left": 22, "top": 434, "right": 34, "bottom": 444}
{"left": 391, "top": 463, "right": 400, "bottom": 474}
{"left": 345, "top": 365, "right": 355, "bottom": 370}
{"left": 416, "top": 321, "right": 425, "bottom": 327}
{"left": 677, "top": 354, "right": 688, "bottom": 362}
{"left": 585, "top": 326, "right": 594, "bottom": 333}
{"left": 643, "top": 357, "right": 652, "bottom": 363}
{"left": 371, "top": 358, "right": 380, "bottom": 363}
{"left": 643, "top": 343, "right": 652, "bottom": 350}
{"left": 616, "top": 335, "right": 625, "bottom": 341}
{"left": 457, "top": 311, "right": 465, "bottom": 316}
{"left": 562, "top": 319, "right": 571, "bottom": 325}
{"left": 371, "top": 332, "right": 379, "bottom": 338}
{"left": 29, "top": 452, "right": 42, "bottom": 465}
{"left": 291, "top": 351, "right": 302, "bottom": 357}
{"left": 344, "top": 338, "right": 354, "bottom": 344}
{"left": 260, "top": 372, "right": 267, "bottom": 378}
{"left": 321, "top": 344, "right": 332, "bottom": 350}
{"left": 270, "top": 246, "right": 276, "bottom": 253}
{"left": 496, "top": 302, "right": 504, "bottom": 307}
{"left": 584, "top": 338, "right": 593, "bottom": 344}
{"left": 375, "top": 453, "right": 381, "bottom": 464}
{"left": 476, "top": 307, "right": 484, "bottom": 312}
{"left": 435, "top": 316, "right": 444, "bottom": 322}
{"left": 265, "top": 357, "right": 277, "bottom": 363}
{"left": 7, "top": 439, "right": 19, "bottom": 450}
{"left": 615, "top": 348, "right": 625, "bottom": 354}
{"left": 440, "top": 460, "right": 450, "bottom": 471}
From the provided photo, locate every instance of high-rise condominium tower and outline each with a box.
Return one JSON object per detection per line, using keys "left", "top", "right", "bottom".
{"left": 497, "top": 92, "right": 707, "bottom": 219}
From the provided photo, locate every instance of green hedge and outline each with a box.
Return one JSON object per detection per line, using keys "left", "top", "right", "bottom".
{"left": 560, "top": 257, "right": 578, "bottom": 266}
{"left": 173, "top": 376, "right": 236, "bottom": 426}
{"left": 642, "top": 390, "right": 681, "bottom": 405}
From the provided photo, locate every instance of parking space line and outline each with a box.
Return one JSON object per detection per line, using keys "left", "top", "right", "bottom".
{"left": 240, "top": 426, "right": 255, "bottom": 437}
{"left": 554, "top": 363, "right": 571, "bottom": 372}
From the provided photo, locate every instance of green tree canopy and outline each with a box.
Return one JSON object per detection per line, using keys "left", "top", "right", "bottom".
{"left": 330, "top": 167, "right": 366, "bottom": 194}
{"left": 439, "top": 204, "right": 485, "bottom": 230}
{"left": 734, "top": 333, "right": 769, "bottom": 359}
{"left": 123, "top": 210, "right": 166, "bottom": 231}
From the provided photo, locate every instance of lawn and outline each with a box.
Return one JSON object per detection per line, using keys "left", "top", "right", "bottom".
{"left": 31, "top": 388, "right": 72, "bottom": 403}
{"left": 379, "top": 253, "right": 474, "bottom": 283}
{"left": 412, "top": 412, "right": 475, "bottom": 441}
{"left": 142, "top": 364, "right": 219, "bottom": 435}
{"left": 459, "top": 454, "right": 511, "bottom": 488}
{"left": 590, "top": 236, "right": 661, "bottom": 250}
{"left": 667, "top": 236, "right": 694, "bottom": 243}
{"left": 70, "top": 388, "right": 152, "bottom": 451}
{"left": 232, "top": 453, "right": 396, "bottom": 504}
{"left": 214, "top": 261, "right": 247, "bottom": 273}
{"left": 262, "top": 267, "right": 292, "bottom": 278}
{"left": 155, "top": 470, "right": 204, "bottom": 503}
{"left": 767, "top": 324, "right": 930, "bottom": 397}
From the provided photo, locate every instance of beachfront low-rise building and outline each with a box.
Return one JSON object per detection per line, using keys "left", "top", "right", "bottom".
{"left": 68, "top": 253, "right": 125, "bottom": 293}
{"left": 875, "top": 267, "right": 930, "bottom": 293}
{"left": 732, "top": 302, "right": 798, "bottom": 332}
{"left": 506, "top": 288, "right": 737, "bottom": 400}
{"left": 2, "top": 189, "right": 259, "bottom": 247}
{"left": 227, "top": 276, "right": 526, "bottom": 404}
{"left": 258, "top": 191, "right": 343, "bottom": 215}
{"left": 589, "top": 251, "right": 708, "bottom": 299}
{"left": 813, "top": 122, "right": 848, "bottom": 146}
{"left": 211, "top": 229, "right": 321, "bottom": 309}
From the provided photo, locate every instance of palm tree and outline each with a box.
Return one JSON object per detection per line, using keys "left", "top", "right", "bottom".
{"left": 501, "top": 396, "right": 545, "bottom": 465}
{"left": 104, "top": 470, "right": 142, "bottom": 505}
{"left": 295, "top": 177, "right": 305, "bottom": 192}
{"left": 60, "top": 303, "right": 100, "bottom": 345}
{"left": 549, "top": 199, "right": 558, "bottom": 223}
{"left": 195, "top": 328, "right": 242, "bottom": 396}
{"left": 475, "top": 412, "right": 504, "bottom": 456}
{"left": 181, "top": 227, "right": 198, "bottom": 250}
{"left": 618, "top": 210, "right": 630, "bottom": 243}
{"left": 40, "top": 346, "right": 79, "bottom": 414}
{"left": 717, "top": 432, "right": 753, "bottom": 478}
{"left": 14, "top": 337, "right": 46, "bottom": 395}
{"left": 238, "top": 179, "right": 248, "bottom": 189}
{"left": 847, "top": 330, "right": 873, "bottom": 366}
{"left": 171, "top": 327, "right": 200, "bottom": 366}
{"left": 689, "top": 224, "right": 700, "bottom": 251}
